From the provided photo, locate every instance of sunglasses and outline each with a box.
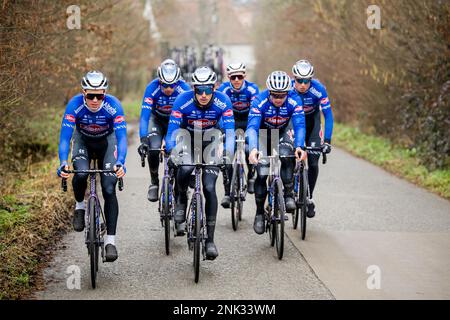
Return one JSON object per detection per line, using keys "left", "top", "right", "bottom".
{"left": 195, "top": 85, "right": 214, "bottom": 95}
{"left": 270, "top": 92, "right": 288, "bottom": 100}
{"left": 295, "top": 78, "right": 311, "bottom": 85}
{"left": 161, "top": 82, "right": 177, "bottom": 89}
{"left": 85, "top": 93, "right": 105, "bottom": 101}
{"left": 230, "top": 74, "right": 244, "bottom": 81}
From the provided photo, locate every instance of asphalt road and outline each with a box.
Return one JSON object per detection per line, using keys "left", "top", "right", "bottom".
{"left": 35, "top": 128, "right": 450, "bottom": 300}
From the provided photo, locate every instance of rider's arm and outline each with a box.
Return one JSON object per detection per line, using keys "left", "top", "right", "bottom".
{"left": 220, "top": 96, "right": 235, "bottom": 157}
{"left": 164, "top": 97, "right": 184, "bottom": 153}
{"left": 139, "top": 81, "right": 158, "bottom": 140}
{"left": 58, "top": 97, "right": 78, "bottom": 165}
{"left": 178, "top": 80, "right": 192, "bottom": 92}
{"left": 248, "top": 83, "right": 260, "bottom": 101}
{"left": 319, "top": 89, "right": 334, "bottom": 143}
{"left": 112, "top": 98, "right": 128, "bottom": 166}
{"left": 290, "top": 97, "right": 306, "bottom": 149}
{"left": 246, "top": 96, "right": 264, "bottom": 152}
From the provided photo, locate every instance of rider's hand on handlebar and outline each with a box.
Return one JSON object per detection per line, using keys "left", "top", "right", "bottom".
{"left": 114, "top": 164, "right": 126, "bottom": 179}
{"left": 249, "top": 148, "right": 259, "bottom": 165}
{"left": 57, "top": 163, "right": 69, "bottom": 179}
{"left": 295, "top": 147, "right": 307, "bottom": 162}
{"left": 322, "top": 142, "right": 332, "bottom": 154}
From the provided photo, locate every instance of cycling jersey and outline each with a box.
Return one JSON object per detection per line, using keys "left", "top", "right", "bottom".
{"left": 247, "top": 89, "right": 306, "bottom": 151}
{"left": 217, "top": 80, "right": 259, "bottom": 118}
{"left": 139, "top": 78, "right": 191, "bottom": 139}
{"left": 59, "top": 94, "right": 127, "bottom": 165}
{"left": 292, "top": 78, "right": 334, "bottom": 143}
{"left": 165, "top": 90, "right": 235, "bottom": 157}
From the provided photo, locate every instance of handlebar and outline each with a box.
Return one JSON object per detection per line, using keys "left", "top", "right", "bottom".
{"left": 61, "top": 169, "right": 124, "bottom": 192}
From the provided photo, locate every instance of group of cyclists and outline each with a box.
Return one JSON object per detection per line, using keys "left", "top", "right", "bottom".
{"left": 57, "top": 58, "right": 334, "bottom": 262}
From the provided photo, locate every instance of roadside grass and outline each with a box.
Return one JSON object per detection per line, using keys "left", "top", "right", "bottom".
{"left": 333, "top": 123, "right": 450, "bottom": 200}
{"left": 122, "top": 98, "right": 142, "bottom": 122}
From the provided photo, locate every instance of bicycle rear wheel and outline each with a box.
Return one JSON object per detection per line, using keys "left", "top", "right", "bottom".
{"left": 193, "top": 193, "right": 202, "bottom": 283}
{"left": 162, "top": 177, "right": 171, "bottom": 255}
{"left": 88, "top": 197, "right": 98, "bottom": 289}
{"left": 238, "top": 165, "right": 245, "bottom": 221}
{"left": 230, "top": 164, "right": 239, "bottom": 231}
{"left": 300, "top": 168, "right": 309, "bottom": 240}
{"left": 275, "top": 180, "right": 285, "bottom": 260}
{"left": 293, "top": 173, "right": 300, "bottom": 229}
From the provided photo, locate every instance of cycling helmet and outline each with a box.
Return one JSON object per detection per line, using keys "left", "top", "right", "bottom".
{"left": 292, "top": 60, "right": 314, "bottom": 79}
{"left": 81, "top": 71, "right": 108, "bottom": 91}
{"left": 266, "top": 71, "right": 292, "bottom": 92}
{"left": 157, "top": 59, "right": 181, "bottom": 85}
{"left": 226, "top": 62, "right": 246, "bottom": 76}
{"left": 191, "top": 66, "right": 217, "bottom": 86}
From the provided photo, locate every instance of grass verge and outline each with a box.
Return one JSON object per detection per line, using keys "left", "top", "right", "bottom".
{"left": 333, "top": 123, "right": 450, "bottom": 200}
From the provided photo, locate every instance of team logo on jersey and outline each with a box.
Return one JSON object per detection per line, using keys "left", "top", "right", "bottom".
{"left": 251, "top": 108, "right": 260, "bottom": 114}
{"left": 172, "top": 111, "right": 182, "bottom": 118}
{"left": 233, "top": 101, "right": 249, "bottom": 110}
{"left": 114, "top": 115, "right": 125, "bottom": 123}
{"left": 294, "top": 106, "right": 303, "bottom": 112}
{"left": 321, "top": 97, "right": 329, "bottom": 105}
{"left": 223, "top": 109, "right": 233, "bottom": 117}
{"left": 65, "top": 114, "right": 76, "bottom": 123}
{"left": 80, "top": 123, "right": 109, "bottom": 133}
{"left": 188, "top": 119, "right": 217, "bottom": 128}
{"left": 265, "top": 116, "right": 288, "bottom": 126}
{"left": 303, "top": 105, "right": 314, "bottom": 113}
{"left": 144, "top": 97, "right": 153, "bottom": 104}
{"left": 158, "top": 105, "right": 172, "bottom": 113}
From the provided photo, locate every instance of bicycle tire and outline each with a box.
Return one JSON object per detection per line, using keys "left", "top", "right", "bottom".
{"left": 275, "top": 179, "right": 285, "bottom": 260}
{"left": 230, "top": 164, "right": 239, "bottom": 231}
{"left": 163, "top": 176, "right": 171, "bottom": 255}
{"left": 193, "top": 193, "right": 202, "bottom": 283}
{"left": 301, "top": 168, "right": 309, "bottom": 240}
{"left": 238, "top": 164, "right": 244, "bottom": 221}
{"left": 88, "top": 197, "right": 98, "bottom": 289}
{"left": 293, "top": 173, "right": 300, "bottom": 230}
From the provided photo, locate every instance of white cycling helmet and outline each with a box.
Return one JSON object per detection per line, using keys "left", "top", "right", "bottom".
{"left": 266, "top": 71, "right": 292, "bottom": 92}
{"left": 292, "top": 60, "right": 314, "bottom": 79}
{"left": 226, "top": 62, "right": 246, "bottom": 76}
{"left": 191, "top": 66, "right": 217, "bottom": 86}
{"left": 81, "top": 71, "right": 108, "bottom": 91}
{"left": 157, "top": 59, "right": 181, "bottom": 85}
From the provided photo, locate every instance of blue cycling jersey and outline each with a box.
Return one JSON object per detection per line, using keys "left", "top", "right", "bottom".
{"left": 292, "top": 78, "right": 334, "bottom": 143}
{"left": 217, "top": 80, "right": 259, "bottom": 118}
{"left": 58, "top": 94, "right": 127, "bottom": 166}
{"left": 139, "top": 78, "right": 191, "bottom": 138}
{"left": 247, "top": 89, "right": 306, "bottom": 151}
{"left": 165, "top": 90, "right": 235, "bottom": 157}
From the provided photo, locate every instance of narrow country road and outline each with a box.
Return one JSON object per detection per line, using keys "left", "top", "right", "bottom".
{"left": 35, "top": 126, "right": 450, "bottom": 300}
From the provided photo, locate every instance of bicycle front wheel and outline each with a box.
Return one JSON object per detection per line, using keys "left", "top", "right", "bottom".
{"left": 193, "top": 193, "right": 202, "bottom": 283}
{"left": 88, "top": 197, "right": 98, "bottom": 289}
{"left": 300, "top": 168, "right": 309, "bottom": 241}
{"left": 230, "top": 164, "right": 239, "bottom": 231}
{"left": 275, "top": 180, "right": 285, "bottom": 260}
{"left": 162, "top": 177, "right": 171, "bottom": 255}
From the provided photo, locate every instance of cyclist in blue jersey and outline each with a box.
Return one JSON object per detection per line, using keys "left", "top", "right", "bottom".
{"left": 292, "top": 60, "right": 333, "bottom": 218}
{"left": 217, "top": 63, "right": 260, "bottom": 208}
{"left": 138, "top": 59, "right": 191, "bottom": 202}
{"left": 247, "top": 71, "right": 307, "bottom": 235}
{"left": 165, "top": 67, "right": 235, "bottom": 260}
{"left": 57, "top": 71, "right": 127, "bottom": 262}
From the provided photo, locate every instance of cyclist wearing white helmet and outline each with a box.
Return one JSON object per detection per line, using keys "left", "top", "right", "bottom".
{"left": 292, "top": 60, "right": 334, "bottom": 218}
{"left": 217, "top": 63, "right": 260, "bottom": 207}
{"left": 57, "top": 71, "right": 127, "bottom": 262}
{"left": 164, "top": 66, "right": 235, "bottom": 260}
{"left": 247, "top": 71, "right": 307, "bottom": 235}
{"left": 138, "top": 59, "right": 191, "bottom": 202}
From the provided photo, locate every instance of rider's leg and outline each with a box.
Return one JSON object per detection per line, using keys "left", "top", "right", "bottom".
{"left": 279, "top": 130, "right": 296, "bottom": 213}
{"left": 253, "top": 161, "right": 269, "bottom": 234}
{"left": 305, "top": 110, "right": 321, "bottom": 218}
{"left": 71, "top": 131, "right": 90, "bottom": 232}
{"left": 174, "top": 165, "right": 194, "bottom": 223}
{"left": 203, "top": 166, "right": 220, "bottom": 259}
{"left": 147, "top": 116, "right": 165, "bottom": 202}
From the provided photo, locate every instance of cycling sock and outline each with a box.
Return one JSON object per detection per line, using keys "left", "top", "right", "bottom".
{"left": 255, "top": 197, "right": 265, "bottom": 215}
{"left": 105, "top": 235, "right": 116, "bottom": 246}
{"left": 150, "top": 171, "right": 159, "bottom": 185}
{"left": 75, "top": 201, "right": 86, "bottom": 210}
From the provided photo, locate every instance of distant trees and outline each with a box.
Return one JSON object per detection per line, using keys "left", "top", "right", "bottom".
{"left": 0, "top": 1, "right": 157, "bottom": 177}
{"left": 253, "top": 0, "right": 449, "bottom": 170}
